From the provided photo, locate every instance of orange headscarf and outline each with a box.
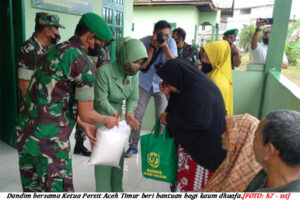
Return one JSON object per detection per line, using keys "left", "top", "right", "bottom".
{"left": 202, "top": 40, "right": 233, "bottom": 115}
{"left": 201, "top": 114, "right": 262, "bottom": 192}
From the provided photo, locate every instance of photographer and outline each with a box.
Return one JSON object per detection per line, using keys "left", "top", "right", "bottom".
{"left": 250, "top": 18, "right": 288, "bottom": 69}
{"left": 125, "top": 20, "right": 177, "bottom": 158}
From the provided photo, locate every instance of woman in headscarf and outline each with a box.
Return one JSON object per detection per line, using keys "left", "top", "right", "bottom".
{"left": 200, "top": 40, "right": 233, "bottom": 115}
{"left": 93, "top": 37, "right": 148, "bottom": 192}
{"left": 200, "top": 114, "right": 262, "bottom": 192}
{"left": 157, "top": 57, "right": 227, "bottom": 191}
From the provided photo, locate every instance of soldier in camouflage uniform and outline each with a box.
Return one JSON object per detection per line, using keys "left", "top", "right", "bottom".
{"left": 223, "top": 28, "right": 242, "bottom": 69}
{"left": 73, "top": 46, "right": 111, "bottom": 156}
{"left": 18, "top": 12, "right": 64, "bottom": 98}
{"left": 90, "top": 46, "right": 111, "bottom": 69}
{"left": 15, "top": 13, "right": 118, "bottom": 192}
{"left": 172, "top": 27, "right": 201, "bottom": 69}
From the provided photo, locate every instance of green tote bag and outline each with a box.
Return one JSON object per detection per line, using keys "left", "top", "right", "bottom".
{"left": 141, "top": 119, "right": 177, "bottom": 183}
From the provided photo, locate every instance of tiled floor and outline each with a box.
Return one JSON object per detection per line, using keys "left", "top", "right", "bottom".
{"left": 0, "top": 130, "right": 170, "bottom": 192}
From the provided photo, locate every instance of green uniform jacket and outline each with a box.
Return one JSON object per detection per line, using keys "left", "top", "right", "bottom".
{"left": 94, "top": 37, "right": 147, "bottom": 120}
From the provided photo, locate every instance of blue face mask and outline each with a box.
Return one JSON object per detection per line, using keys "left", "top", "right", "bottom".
{"left": 201, "top": 62, "right": 213, "bottom": 74}
{"left": 263, "top": 38, "right": 269, "bottom": 45}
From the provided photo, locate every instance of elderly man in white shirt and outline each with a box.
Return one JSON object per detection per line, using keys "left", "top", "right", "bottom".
{"left": 250, "top": 18, "right": 288, "bottom": 69}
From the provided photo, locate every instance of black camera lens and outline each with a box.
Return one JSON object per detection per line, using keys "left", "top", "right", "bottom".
{"left": 157, "top": 33, "right": 166, "bottom": 44}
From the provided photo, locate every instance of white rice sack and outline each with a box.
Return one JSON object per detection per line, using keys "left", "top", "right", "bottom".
{"left": 88, "top": 121, "right": 130, "bottom": 167}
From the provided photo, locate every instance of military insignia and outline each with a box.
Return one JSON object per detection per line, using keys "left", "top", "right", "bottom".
{"left": 147, "top": 152, "right": 160, "bottom": 168}
{"left": 126, "top": 80, "right": 130, "bottom": 85}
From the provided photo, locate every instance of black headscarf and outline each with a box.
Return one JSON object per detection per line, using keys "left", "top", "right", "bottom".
{"left": 157, "top": 57, "right": 227, "bottom": 171}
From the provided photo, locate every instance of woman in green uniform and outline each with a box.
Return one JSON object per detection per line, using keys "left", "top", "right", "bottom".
{"left": 93, "top": 37, "right": 148, "bottom": 192}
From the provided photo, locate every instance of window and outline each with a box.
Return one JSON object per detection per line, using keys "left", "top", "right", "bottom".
{"left": 102, "top": 0, "right": 124, "bottom": 61}
{"left": 102, "top": 0, "right": 124, "bottom": 40}
{"left": 240, "top": 8, "right": 251, "bottom": 15}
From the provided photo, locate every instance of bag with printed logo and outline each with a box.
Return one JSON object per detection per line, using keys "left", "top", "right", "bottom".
{"left": 141, "top": 118, "right": 177, "bottom": 183}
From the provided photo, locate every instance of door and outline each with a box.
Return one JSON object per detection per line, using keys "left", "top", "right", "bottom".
{"left": 0, "top": 0, "right": 25, "bottom": 146}
{"left": 102, "top": 0, "right": 124, "bottom": 61}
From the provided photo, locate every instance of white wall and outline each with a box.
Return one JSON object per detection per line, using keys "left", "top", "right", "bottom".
{"left": 226, "top": 5, "right": 274, "bottom": 31}
{"left": 226, "top": 0, "right": 300, "bottom": 32}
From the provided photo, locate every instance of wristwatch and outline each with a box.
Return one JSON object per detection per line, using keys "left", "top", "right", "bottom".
{"left": 255, "top": 27, "right": 261, "bottom": 32}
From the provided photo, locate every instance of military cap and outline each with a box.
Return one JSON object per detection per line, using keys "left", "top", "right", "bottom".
{"left": 35, "top": 12, "right": 65, "bottom": 29}
{"left": 79, "top": 13, "right": 113, "bottom": 41}
{"left": 223, "top": 28, "right": 238, "bottom": 36}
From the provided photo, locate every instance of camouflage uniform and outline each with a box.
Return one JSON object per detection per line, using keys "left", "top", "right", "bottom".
{"left": 16, "top": 36, "right": 95, "bottom": 192}
{"left": 74, "top": 46, "right": 110, "bottom": 142}
{"left": 17, "top": 13, "right": 64, "bottom": 105}
{"left": 177, "top": 42, "right": 201, "bottom": 67}
{"left": 18, "top": 36, "right": 48, "bottom": 81}
{"left": 90, "top": 46, "right": 111, "bottom": 69}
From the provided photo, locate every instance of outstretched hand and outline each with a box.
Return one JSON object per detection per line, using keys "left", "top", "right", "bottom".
{"left": 125, "top": 113, "right": 140, "bottom": 130}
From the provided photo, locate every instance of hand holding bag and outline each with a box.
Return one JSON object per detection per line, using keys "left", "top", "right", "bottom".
{"left": 88, "top": 121, "right": 130, "bottom": 167}
{"left": 141, "top": 119, "right": 177, "bottom": 183}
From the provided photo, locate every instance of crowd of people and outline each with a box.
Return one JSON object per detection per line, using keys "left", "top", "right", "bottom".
{"left": 15, "top": 11, "right": 300, "bottom": 193}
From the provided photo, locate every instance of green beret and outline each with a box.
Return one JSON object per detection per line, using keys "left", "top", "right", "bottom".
{"left": 79, "top": 13, "right": 113, "bottom": 41}
{"left": 223, "top": 29, "right": 238, "bottom": 36}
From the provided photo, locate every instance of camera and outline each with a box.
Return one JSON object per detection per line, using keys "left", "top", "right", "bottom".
{"left": 260, "top": 18, "right": 273, "bottom": 25}
{"left": 157, "top": 33, "right": 166, "bottom": 44}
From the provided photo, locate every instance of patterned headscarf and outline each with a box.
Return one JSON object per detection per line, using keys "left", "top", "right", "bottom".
{"left": 201, "top": 114, "right": 262, "bottom": 192}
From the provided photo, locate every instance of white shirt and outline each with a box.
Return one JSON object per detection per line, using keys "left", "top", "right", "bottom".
{"left": 251, "top": 42, "right": 288, "bottom": 64}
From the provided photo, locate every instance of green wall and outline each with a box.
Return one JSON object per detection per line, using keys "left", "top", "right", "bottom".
{"left": 198, "top": 11, "right": 219, "bottom": 25}
{"left": 232, "top": 70, "right": 264, "bottom": 117}
{"left": 124, "top": 0, "right": 134, "bottom": 37}
{"left": 261, "top": 71, "right": 300, "bottom": 118}
{"left": 24, "top": 0, "right": 133, "bottom": 41}
{"left": 24, "top": 0, "right": 102, "bottom": 41}
{"left": 141, "top": 70, "right": 265, "bottom": 130}
{"left": 132, "top": 6, "right": 201, "bottom": 42}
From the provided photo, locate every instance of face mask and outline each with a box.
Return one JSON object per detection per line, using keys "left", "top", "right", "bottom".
{"left": 201, "top": 62, "right": 213, "bottom": 74}
{"left": 88, "top": 42, "right": 101, "bottom": 56}
{"left": 50, "top": 33, "right": 61, "bottom": 44}
{"left": 124, "top": 63, "right": 140, "bottom": 76}
{"left": 105, "top": 40, "right": 112, "bottom": 47}
{"left": 263, "top": 38, "right": 269, "bottom": 45}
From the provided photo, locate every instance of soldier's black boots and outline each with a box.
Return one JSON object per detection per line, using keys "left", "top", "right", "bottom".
{"left": 74, "top": 141, "right": 91, "bottom": 156}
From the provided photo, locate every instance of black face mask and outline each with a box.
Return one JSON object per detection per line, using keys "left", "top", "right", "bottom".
{"left": 50, "top": 34, "right": 61, "bottom": 44}
{"left": 105, "top": 40, "right": 112, "bottom": 47}
{"left": 201, "top": 62, "right": 213, "bottom": 74}
{"left": 263, "top": 38, "right": 269, "bottom": 45}
{"left": 88, "top": 42, "right": 101, "bottom": 56}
